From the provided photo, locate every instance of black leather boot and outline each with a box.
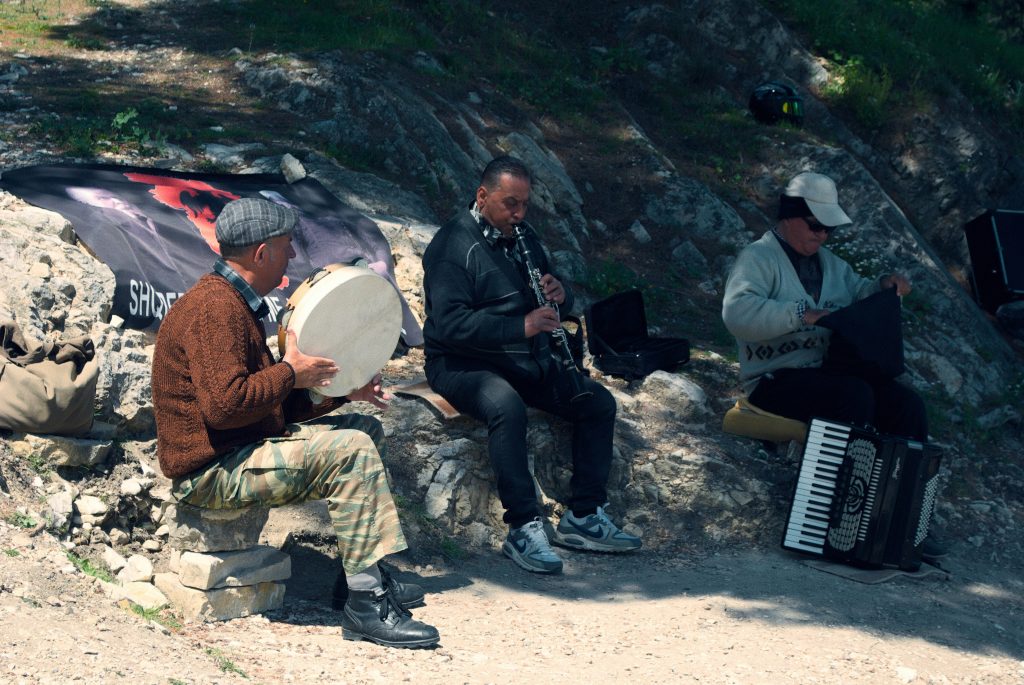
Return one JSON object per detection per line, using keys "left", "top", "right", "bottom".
{"left": 379, "top": 563, "right": 426, "bottom": 609}
{"left": 332, "top": 563, "right": 426, "bottom": 610}
{"left": 340, "top": 586, "right": 440, "bottom": 648}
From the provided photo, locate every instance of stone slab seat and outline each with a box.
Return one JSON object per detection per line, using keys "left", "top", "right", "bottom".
{"left": 163, "top": 500, "right": 270, "bottom": 554}
{"left": 722, "top": 397, "right": 808, "bottom": 444}
{"left": 161, "top": 501, "right": 288, "bottom": 622}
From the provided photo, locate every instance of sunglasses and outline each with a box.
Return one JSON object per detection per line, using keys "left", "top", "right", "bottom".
{"left": 804, "top": 217, "right": 835, "bottom": 234}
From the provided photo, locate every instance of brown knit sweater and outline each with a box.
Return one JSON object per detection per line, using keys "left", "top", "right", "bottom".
{"left": 152, "top": 274, "right": 340, "bottom": 479}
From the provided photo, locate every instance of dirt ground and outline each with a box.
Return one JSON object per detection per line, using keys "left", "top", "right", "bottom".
{"left": 2, "top": 501, "right": 1023, "bottom": 685}
{"left": 1, "top": 2, "right": 1022, "bottom": 683}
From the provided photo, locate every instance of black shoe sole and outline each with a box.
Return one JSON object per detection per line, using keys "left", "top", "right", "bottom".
{"left": 922, "top": 553, "right": 949, "bottom": 563}
{"left": 341, "top": 629, "right": 439, "bottom": 648}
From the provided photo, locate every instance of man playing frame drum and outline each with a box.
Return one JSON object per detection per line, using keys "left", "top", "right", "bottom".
{"left": 152, "top": 197, "right": 439, "bottom": 648}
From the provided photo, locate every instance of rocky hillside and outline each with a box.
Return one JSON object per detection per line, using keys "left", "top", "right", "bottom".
{"left": 1, "top": 0, "right": 1022, "bottom": 610}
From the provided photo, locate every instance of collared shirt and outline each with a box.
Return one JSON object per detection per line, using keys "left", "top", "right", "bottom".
{"left": 471, "top": 202, "right": 524, "bottom": 270}
{"left": 213, "top": 258, "right": 270, "bottom": 319}
{"left": 771, "top": 227, "right": 823, "bottom": 301}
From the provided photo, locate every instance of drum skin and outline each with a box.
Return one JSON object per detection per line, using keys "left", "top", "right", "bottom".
{"left": 278, "top": 264, "right": 402, "bottom": 397}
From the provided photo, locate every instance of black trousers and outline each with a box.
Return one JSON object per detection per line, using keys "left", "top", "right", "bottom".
{"left": 426, "top": 355, "right": 616, "bottom": 528}
{"left": 748, "top": 367, "right": 928, "bottom": 441}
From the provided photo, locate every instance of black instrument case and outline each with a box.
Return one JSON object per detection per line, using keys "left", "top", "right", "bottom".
{"left": 584, "top": 289, "right": 689, "bottom": 381}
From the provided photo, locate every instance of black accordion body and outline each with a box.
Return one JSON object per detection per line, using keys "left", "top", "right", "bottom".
{"left": 782, "top": 418, "right": 942, "bottom": 571}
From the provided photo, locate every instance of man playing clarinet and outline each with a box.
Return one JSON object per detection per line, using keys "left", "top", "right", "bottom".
{"left": 421, "top": 156, "right": 641, "bottom": 574}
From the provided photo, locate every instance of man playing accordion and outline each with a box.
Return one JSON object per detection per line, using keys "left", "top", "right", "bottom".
{"left": 722, "top": 172, "right": 947, "bottom": 562}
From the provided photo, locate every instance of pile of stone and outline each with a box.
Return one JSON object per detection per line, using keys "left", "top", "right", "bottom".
{"left": 152, "top": 503, "right": 291, "bottom": 622}
{"left": 103, "top": 547, "right": 168, "bottom": 610}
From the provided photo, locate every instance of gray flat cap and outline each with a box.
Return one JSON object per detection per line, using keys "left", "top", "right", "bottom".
{"left": 215, "top": 197, "right": 299, "bottom": 248}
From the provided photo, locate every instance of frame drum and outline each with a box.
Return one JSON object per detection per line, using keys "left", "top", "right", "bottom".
{"left": 277, "top": 264, "right": 402, "bottom": 397}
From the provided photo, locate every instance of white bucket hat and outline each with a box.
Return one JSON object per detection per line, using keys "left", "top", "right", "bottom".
{"left": 784, "top": 172, "right": 852, "bottom": 227}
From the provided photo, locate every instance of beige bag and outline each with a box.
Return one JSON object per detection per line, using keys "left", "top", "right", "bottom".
{"left": 0, "top": 320, "right": 98, "bottom": 436}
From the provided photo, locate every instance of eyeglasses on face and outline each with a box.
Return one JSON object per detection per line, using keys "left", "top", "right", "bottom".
{"left": 804, "top": 217, "right": 835, "bottom": 234}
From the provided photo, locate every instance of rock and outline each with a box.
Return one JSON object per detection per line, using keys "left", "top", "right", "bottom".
{"left": 123, "top": 581, "right": 169, "bottom": 611}
{"left": 142, "top": 540, "right": 162, "bottom": 552}
{"left": 73, "top": 495, "right": 110, "bottom": 526}
{"left": 645, "top": 174, "right": 748, "bottom": 246}
{"left": 628, "top": 220, "right": 653, "bottom": 244}
{"left": 45, "top": 489, "right": 75, "bottom": 531}
{"left": 109, "top": 528, "right": 131, "bottom": 547}
{"left": 201, "top": 142, "right": 264, "bottom": 166}
{"left": 164, "top": 503, "right": 270, "bottom": 553}
{"left": 670, "top": 240, "right": 709, "bottom": 277}
{"left": 117, "top": 554, "right": 154, "bottom": 584}
{"left": 977, "top": 406, "right": 1021, "bottom": 430}
{"left": 104, "top": 580, "right": 169, "bottom": 611}
{"left": 89, "top": 324, "right": 155, "bottom": 432}
{"left": 11, "top": 434, "right": 112, "bottom": 469}
{"left": 120, "top": 479, "right": 144, "bottom": 497}
{"left": 239, "top": 52, "right": 476, "bottom": 213}
{"left": 996, "top": 300, "right": 1024, "bottom": 340}
{"left": 87, "top": 421, "right": 118, "bottom": 440}
{"left": 425, "top": 460, "right": 469, "bottom": 520}
{"left": 153, "top": 573, "right": 285, "bottom": 622}
{"left": 0, "top": 194, "right": 113, "bottom": 340}
{"left": 168, "top": 546, "right": 291, "bottom": 590}
{"left": 102, "top": 546, "right": 128, "bottom": 573}
{"left": 637, "top": 371, "right": 712, "bottom": 418}
{"left": 280, "top": 153, "right": 307, "bottom": 184}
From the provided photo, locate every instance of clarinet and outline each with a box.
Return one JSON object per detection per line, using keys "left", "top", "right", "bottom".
{"left": 511, "top": 224, "right": 592, "bottom": 404}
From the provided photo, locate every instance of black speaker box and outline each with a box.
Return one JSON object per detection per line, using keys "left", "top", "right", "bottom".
{"left": 963, "top": 209, "right": 1024, "bottom": 313}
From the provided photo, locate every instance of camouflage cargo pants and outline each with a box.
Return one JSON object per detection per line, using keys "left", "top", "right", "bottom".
{"left": 171, "top": 413, "right": 407, "bottom": 574}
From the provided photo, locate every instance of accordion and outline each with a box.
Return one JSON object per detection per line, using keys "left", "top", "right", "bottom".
{"left": 782, "top": 418, "right": 942, "bottom": 571}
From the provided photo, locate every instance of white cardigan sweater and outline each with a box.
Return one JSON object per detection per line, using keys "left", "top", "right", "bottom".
{"left": 722, "top": 231, "right": 880, "bottom": 393}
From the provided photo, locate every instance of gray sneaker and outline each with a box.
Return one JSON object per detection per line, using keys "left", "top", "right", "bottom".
{"left": 502, "top": 518, "right": 563, "bottom": 574}
{"left": 550, "top": 506, "right": 642, "bottom": 553}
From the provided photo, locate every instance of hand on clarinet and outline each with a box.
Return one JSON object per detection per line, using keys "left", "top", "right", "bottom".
{"left": 538, "top": 273, "right": 565, "bottom": 305}
{"left": 524, "top": 306, "right": 560, "bottom": 338}
{"left": 283, "top": 329, "right": 339, "bottom": 389}
{"left": 880, "top": 273, "right": 912, "bottom": 296}
{"left": 346, "top": 372, "right": 392, "bottom": 409}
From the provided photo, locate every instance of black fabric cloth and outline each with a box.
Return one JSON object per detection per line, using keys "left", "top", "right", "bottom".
{"left": 817, "top": 287, "right": 904, "bottom": 382}
{"left": 748, "top": 285, "right": 923, "bottom": 440}
{"left": 426, "top": 355, "right": 615, "bottom": 526}
{"left": 423, "top": 208, "right": 614, "bottom": 525}
{"left": 749, "top": 367, "right": 927, "bottom": 441}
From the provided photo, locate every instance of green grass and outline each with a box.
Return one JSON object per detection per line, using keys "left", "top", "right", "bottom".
{"left": 65, "top": 551, "right": 115, "bottom": 583}
{"left": 221, "top": 0, "right": 435, "bottom": 54}
{"left": 766, "top": 0, "right": 1024, "bottom": 134}
{"left": 392, "top": 493, "right": 468, "bottom": 561}
{"left": 205, "top": 648, "right": 248, "bottom": 679}
{"left": 583, "top": 259, "right": 643, "bottom": 300}
{"left": 26, "top": 97, "right": 209, "bottom": 157}
{"left": 4, "top": 512, "right": 36, "bottom": 529}
{"left": 4, "top": 549, "right": 20, "bottom": 557}
{"left": 124, "top": 601, "right": 181, "bottom": 631}
{"left": 24, "top": 452, "right": 49, "bottom": 475}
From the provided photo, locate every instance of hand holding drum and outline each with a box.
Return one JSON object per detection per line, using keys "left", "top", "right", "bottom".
{"left": 277, "top": 264, "right": 404, "bottom": 399}
{"left": 283, "top": 328, "right": 338, "bottom": 389}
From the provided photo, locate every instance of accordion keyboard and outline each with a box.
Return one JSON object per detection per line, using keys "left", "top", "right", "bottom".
{"left": 783, "top": 420, "right": 852, "bottom": 554}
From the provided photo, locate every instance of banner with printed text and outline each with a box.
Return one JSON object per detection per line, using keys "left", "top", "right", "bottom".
{"left": 0, "top": 163, "right": 422, "bottom": 345}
